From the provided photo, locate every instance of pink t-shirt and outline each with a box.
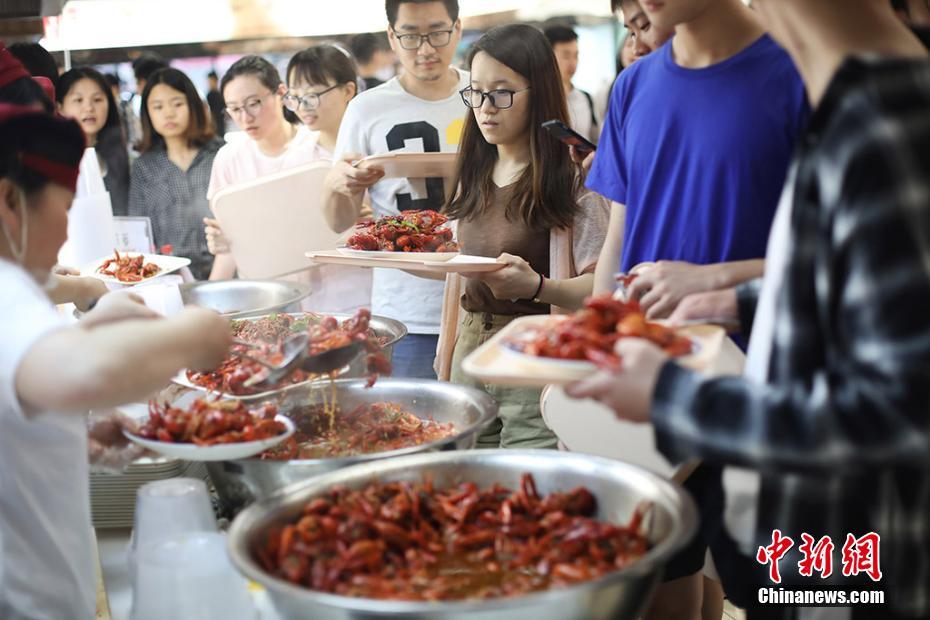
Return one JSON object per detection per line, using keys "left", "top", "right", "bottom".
{"left": 207, "top": 126, "right": 330, "bottom": 199}
{"left": 207, "top": 126, "right": 371, "bottom": 314}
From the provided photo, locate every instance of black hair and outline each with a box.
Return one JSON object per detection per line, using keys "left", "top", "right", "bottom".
{"left": 543, "top": 25, "right": 579, "bottom": 47}
{"left": 385, "top": 0, "right": 459, "bottom": 26}
{"left": 0, "top": 114, "right": 85, "bottom": 196}
{"left": 287, "top": 45, "right": 358, "bottom": 91}
{"left": 220, "top": 55, "right": 298, "bottom": 124}
{"left": 445, "top": 24, "right": 579, "bottom": 230}
{"left": 7, "top": 42, "right": 59, "bottom": 90}
{"left": 0, "top": 75, "right": 53, "bottom": 113}
{"left": 140, "top": 67, "right": 216, "bottom": 152}
{"left": 611, "top": 0, "right": 621, "bottom": 12}
{"left": 132, "top": 53, "right": 168, "bottom": 82}
{"left": 57, "top": 67, "right": 130, "bottom": 213}
{"left": 207, "top": 70, "right": 218, "bottom": 80}
{"left": 103, "top": 73, "right": 120, "bottom": 89}
{"left": 349, "top": 32, "right": 390, "bottom": 65}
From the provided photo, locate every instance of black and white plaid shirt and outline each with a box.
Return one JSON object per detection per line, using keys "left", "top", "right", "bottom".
{"left": 652, "top": 56, "right": 930, "bottom": 616}
{"left": 128, "top": 138, "right": 223, "bottom": 280}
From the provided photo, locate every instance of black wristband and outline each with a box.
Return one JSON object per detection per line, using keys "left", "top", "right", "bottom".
{"left": 530, "top": 272, "right": 544, "bottom": 302}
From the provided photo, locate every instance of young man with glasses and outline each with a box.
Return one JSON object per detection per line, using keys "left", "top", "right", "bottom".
{"left": 573, "top": 1, "right": 930, "bottom": 617}
{"left": 322, "top": 0, "right": 466, "bottom": 379}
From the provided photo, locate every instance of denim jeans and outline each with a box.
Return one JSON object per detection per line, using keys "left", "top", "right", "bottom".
{"left": 389, "top": 334, "right": 439, "bottom": 380}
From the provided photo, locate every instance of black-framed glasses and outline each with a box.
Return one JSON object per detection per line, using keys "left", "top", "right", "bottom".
{"left": 223, "top": 91, "right": 275, "bottom": 120}
{"left": 282, "top": 84, "right": 341, "bottom": 112}
{"left": 391, "top": 28, "right": 454, "bottom": 50}
{"left": 460, "top": 87, "right": 531, "bottom": 110}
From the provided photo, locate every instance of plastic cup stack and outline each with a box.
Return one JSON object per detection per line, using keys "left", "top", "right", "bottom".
{"left": 129, "top": 478, "right": 256, "bottom": 620}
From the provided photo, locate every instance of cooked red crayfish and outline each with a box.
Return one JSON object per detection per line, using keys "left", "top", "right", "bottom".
{"left": 305, "top": 308, "right": 391, "bottom": 387}
{"left": 347, "top": 210, "right": 459, "bottom": 253}
{"left": 138, "top": 398, "right": 285, "bottom": 445}
{"left": 256, "top": 473, "right": 650, "bottom": 600}
{"left": 186, "top": 311, "right": 391, "bottom": 394}
{"left": 514, "top": 295, "right": 692, "bottom": 370}
{"left": 260, "top": 402, "right": 455, "bottom": 460}
{"left": 97, "top": 250, "right": 160, "bottom": 283}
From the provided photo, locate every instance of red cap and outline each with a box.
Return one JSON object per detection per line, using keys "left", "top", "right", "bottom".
{"left": 0, "top": 103, "right": 84, "bottom": 193}
{"left": 0, "top": 42, "right": 29, "bottom": 89}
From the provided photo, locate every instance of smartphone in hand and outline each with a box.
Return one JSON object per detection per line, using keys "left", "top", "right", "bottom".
{"left": 542, "top": 120, "right": 596, "bottom": 156}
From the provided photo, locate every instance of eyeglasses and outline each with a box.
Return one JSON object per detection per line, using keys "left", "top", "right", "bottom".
{"left": 460, "top": 87, "right": 531, "bottom": 110}
{"left": 282, "top": 84, "right": 341, "bottom": 112}
{"left": 223, "top": 91, "right": 275, "bottom": 120}
{"left": 391, "top": 28, "right": 454, "bottom": 50}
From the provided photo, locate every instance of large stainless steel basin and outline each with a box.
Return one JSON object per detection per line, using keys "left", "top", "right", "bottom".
{"left": 206, "top": 379, "right": 497, "bottom": 512}
{"left": 227, "top": 449, "right": 698, "bottom": 620}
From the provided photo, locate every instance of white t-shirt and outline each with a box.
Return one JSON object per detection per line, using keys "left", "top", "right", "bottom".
{"left": 0, "top": 259, "right": 94, "bottom": 620}
{"left": 722, "top": 165, "right": 798, "bottom": 554}
{"left": 567, "top": 87, "right": 598, "bottom": 144}
{"left": 207, "top": 125, "right": 329, "bottom": 200}
{"left": 334, "top": 70, "right": 468, "bottom": 334}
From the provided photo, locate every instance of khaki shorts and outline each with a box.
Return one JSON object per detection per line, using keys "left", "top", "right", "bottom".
{"left": 450, "top": 311, "right": 557, "bottom": 449}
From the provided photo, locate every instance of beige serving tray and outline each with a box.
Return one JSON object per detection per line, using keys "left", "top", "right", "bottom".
{"left": 461, "top": 314, "right": 726, "bottom": 388}
{"left": 306, "top": 250, "right": 506, "bottom": 274}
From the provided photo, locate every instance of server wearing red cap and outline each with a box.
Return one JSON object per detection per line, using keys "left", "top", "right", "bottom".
{"left": 0, "top": 105, "right": 232, "bottom": 618}
{"left": 0, "top": 42, "right": 53, "bottom": 112}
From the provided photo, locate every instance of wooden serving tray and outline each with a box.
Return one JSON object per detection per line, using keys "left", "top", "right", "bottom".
{"left": 306, "top": 250, "right": 506, "bottom": 274}
{"left": 461, "top": 314, "right": 726, "bottom": 388}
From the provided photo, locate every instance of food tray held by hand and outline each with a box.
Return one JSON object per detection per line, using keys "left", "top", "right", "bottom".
{"left": 307, "top": 250, "right": 504, "bottom": 274}
{"left": 462, "top": 315, "right": 725, "bottom": 388}
{"left": 82, "top": 253, "right": 191, "bottom": 284}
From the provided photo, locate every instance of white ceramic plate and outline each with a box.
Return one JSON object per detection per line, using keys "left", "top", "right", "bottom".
{"left": 82, "top": 253, "right": 191, "bottom": 284}
{"left": 336, "top": 247, "right": 458, "bottom": 262}
{"left": 119, "top": 392, "right": 295, "bottom": 462}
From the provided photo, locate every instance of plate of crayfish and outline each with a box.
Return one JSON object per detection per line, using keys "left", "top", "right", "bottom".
{"left": 119, "top": 391, "right": 295, "bottom": 461}
{"left": 339, "top": 210, "right": 460, "bottom": 262}
{"left": 462, "top": 296, "right": 724, "bottom": 387}
{"left": 82, "top": 250, "right": 190, "bottom": 285}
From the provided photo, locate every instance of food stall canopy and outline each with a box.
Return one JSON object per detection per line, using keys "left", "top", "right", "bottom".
{"left": 41, "top": 0, "right": 615, "bottom": 52}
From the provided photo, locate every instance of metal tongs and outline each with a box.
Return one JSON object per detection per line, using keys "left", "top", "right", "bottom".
{"left": 233, "top": 334, "right": 364, "bottom": 389}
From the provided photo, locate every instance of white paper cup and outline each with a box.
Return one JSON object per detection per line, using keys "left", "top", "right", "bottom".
{"left": 131, "top": 532, "right": 256, "bottom": 620}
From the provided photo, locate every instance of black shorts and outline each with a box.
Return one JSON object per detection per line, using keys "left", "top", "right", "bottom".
{"left": 663, "top": 463, "right": 725, "bottom": 582}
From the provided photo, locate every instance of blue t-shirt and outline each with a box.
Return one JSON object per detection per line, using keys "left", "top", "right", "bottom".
{"left": 587, "top": 35, "right": 808, "bottom": 272}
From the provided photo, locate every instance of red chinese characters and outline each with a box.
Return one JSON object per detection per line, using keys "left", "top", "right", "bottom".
{"left": 798, "top": 533, "right": 834, "bottom": 578}
{"left": 756, "top": 529, "right": 795, "bottom": 584}
{"left": 757, "top": 530, "right": 882, "bottom": 583}
{"left": 841, "top": 533, "right": 882, "bottom": 582}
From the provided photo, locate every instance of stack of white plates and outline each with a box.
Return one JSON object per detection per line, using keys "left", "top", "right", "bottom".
{"left": 90, "top": 458, "right": 209, "bottom": 529}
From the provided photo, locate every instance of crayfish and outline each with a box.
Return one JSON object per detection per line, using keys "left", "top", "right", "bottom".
{"left": 347, "top": 210, "right": 459, "bottom": 253}
{"left": 97, "top": 250, "right": 160, "bottom": 283}
{"left": 256, "top": 473, "right": 650, "bottom": 601}
{"left": 139, "top": 398, "right": 284, "bottom": 445}
{"left": 515, "top": 295, "right": 693, "bottom": 370}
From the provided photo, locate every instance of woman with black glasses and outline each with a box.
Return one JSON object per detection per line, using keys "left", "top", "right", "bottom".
{"left": 432, "top": 24, "right": 610, "bottom": 448}
{"left": 204, "top": 55, "right": 328, "bottom": 280}
{"left": 284, "top": 45, "right": 358, "bottom": 156}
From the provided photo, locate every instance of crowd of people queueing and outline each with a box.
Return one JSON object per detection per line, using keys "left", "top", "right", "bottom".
{"left": 1, "top": 0, "right": 929, "bottom": 619}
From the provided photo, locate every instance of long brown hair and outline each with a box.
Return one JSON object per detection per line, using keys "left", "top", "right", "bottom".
{"left": 445, "top": 24, "right": 580, "bottom": 229}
